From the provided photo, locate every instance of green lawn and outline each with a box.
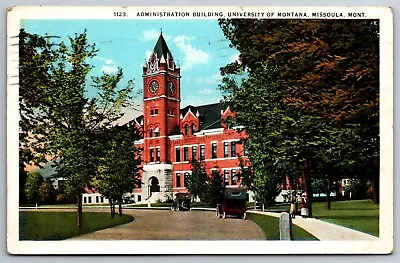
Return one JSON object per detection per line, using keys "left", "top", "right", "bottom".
{"left": 19, "top": 212, "right": 133, "bottom": 240}
{"left": 247, "top": 213, "right": 318, "bottom": 241}
{"left": 312, "top": 199, "right": 379, "bottom": 237}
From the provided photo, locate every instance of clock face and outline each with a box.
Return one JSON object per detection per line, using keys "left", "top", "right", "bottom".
{"left": 168, "top": 81, "right": 176, "bottom": 95}
{"left": 149, "top": 80, "right": 159, "bottom": 94}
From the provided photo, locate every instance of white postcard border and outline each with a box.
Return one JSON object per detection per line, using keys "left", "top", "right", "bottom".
{"left": 7, "top": 6, "right": 393, "bottom": 255}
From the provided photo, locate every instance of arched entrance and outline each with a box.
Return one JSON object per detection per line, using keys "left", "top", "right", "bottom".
{"left": 148, "top": 176, "right": 160, "bottom": 194}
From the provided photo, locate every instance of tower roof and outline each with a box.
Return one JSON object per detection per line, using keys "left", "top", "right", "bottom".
{"left": 153, "top": 33, "right": 173, "bottom": 61}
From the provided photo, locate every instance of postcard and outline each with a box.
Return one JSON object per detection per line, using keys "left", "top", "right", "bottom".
{"left": 7, "top": 6, "right": 393, "bottom": 254}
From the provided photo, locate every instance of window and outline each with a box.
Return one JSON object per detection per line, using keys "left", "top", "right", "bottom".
{"left": 200, "top": 145, "right": 205, "bottom": 161}
{"left": 175, "top": 147, "right": 181, "bottom": 162}
{"left": 224, "top": 142, "right": 229, "bottom": 158}
{"left": 224, "top": 170, "right": 230, "bottom": 186}
{"left": 155, "top": 109, "right": 158, "bottom": 114}
{"left": 150, "top": 109, "right": 154, "bottom": 115}
{"left": 192, "top": 146, "right": 197, "bottom": 160}
{"left": 83, "top": 197, "right": 87, "bottom": 204}
{"left": 184, "top": 124, "right": 189, "bottom": 135}
{"left": 232, "top": 170, "right": 237, "bottom": 185}
{"left": 176, "top": 173, "right": 181, "bottom": 187}
{"left": 226, "top": 116, "right": 233, "bottom": 129}
{"left": 184, "top": 173, "right": 189, "bottom": 187}
{"left": 138, "top": 195, "right": 141, "bottom": 202}
{"left": 96, "top": 196, "right": 99, "bottom": 203}
{"left": 100, "top": 196, "right": 104, "bottom": 203}
{"left": 212, "top": 143, "right": 217, "bottom": 159}
{"left": 156, "top": 148, "right": 160, "bottom": 162}
{"left": 168, "top": 109, "right": 171, "bottom": 115}
{"left": 244, "top": 141, "right": 249, "bottom": 156}
{"left": 154, "top": 127, "right": 160, "bottom": 137}
{"left": 88, "top": 197, "right": 92, "bottom": 204}
{"left": 191, "top": 123, "right": 196, "bottom": 134}
{"left": 184, "top": 147, "right": 189, "bottom": 161}
{"left": 150, "top": 148, "right": 154, "bottom": 162}
{"left": 231, "top": 141, "right": 236, "bottom": 157}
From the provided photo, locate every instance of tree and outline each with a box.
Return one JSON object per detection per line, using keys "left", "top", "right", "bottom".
{"left": 38, "top": 178, "right": 56, "bottom": 204}
{"left": 187, "top": 159, "right": 207, "bottom": 201}
{"left": 92, "top": 125, "right": 141, "bottom": 217}
{"left": 202, "top": 170, "right": 224, "bottom": 207}
{"left": 18, "top": 29, "right": 58, "bottom": 202}
{"left": 24, "top": 172, "right": 44, "bottom": 204}
{"left": 19, "top": 29, "right": 135, "bottom": 231}
{"left": 218, "top": 19, "right": 380, "bottom": 208}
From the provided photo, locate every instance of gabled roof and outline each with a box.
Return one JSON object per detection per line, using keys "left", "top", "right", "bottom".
{"left": 153, "top": 33, "right": 173, "bottom": 61}
{"left": 132, "top": 102, "right": 225, "bottom": 136}
{"left": 180, "top": 102, "right": 224, "bottom": 130}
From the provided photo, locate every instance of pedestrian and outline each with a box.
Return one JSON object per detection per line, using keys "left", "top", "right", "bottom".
{"left": 301, "top": 193, "right": 309, "bottom": 218}
{"left": 289, "top": 191, "right": 297, "bottom": 218}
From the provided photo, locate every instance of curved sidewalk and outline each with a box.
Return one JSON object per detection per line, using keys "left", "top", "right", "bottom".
{"left": 249, "top": 210, "right": 379, "bottom": 241}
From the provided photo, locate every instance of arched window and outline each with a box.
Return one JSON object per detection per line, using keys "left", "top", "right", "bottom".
{"left": 191, "top": 123, "right": 196, "bottom": 134}
{"left": 149, "top": 129, "right": 154, "bottom": 137}
{"left": 154, "top": 126, "right": 160, "bottom": 137}
{"left": 227, "top": 116, "right": 234, "bottom": 129}
{"left": 184, "top": 124, "right": 189, "bottom": 136}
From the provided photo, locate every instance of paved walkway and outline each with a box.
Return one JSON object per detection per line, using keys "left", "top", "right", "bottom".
{"left": 72, "top": 209, "right": 265, "bottom": 240}
{"left": 249, "top": 210, "right": 379, "bottom": 241}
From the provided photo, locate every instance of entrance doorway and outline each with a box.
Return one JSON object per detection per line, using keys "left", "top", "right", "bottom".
{"left": 149, "top": 177, "right": 160, "bottom": 194}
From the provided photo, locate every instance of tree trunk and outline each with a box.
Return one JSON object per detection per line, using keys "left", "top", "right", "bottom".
{"left": 336, "top": 176, "right": 340, "bottom": 201}
{"left": 118, "top": 198, "right": 122, "bottom": 216}
{"left": 370, "top": 158, "right": 380, "bottom": 204}
{"left": 301, "top": 160, "right": 312, "bottom": 217}
{"left": 110, "top": 198, "right": 115, "bottom": 218}
{"left": 77, "top": 193, "right": 83, "bottom": 233}
{"left": 325, "top": 175, "right": 331, "bottom": 210}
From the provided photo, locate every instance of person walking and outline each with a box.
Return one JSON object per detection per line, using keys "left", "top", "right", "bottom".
{"left": 301, "top": 193, "right": 309, "bottom": 218}
{"left": 289, "top": 191, "right": 297, "bottom": 218}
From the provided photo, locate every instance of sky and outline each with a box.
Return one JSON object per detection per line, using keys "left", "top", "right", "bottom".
{"left": 22, "top": 19, "right": 240, "bottom": 124}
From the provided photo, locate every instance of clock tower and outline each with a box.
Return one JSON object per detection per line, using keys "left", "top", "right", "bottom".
{"left": 141, "top": 32, "right": 181, "bottom": 199}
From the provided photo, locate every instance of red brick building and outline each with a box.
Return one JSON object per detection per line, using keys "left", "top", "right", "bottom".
{"left": 129, "top": 33, "right": 250, "bottom": 203}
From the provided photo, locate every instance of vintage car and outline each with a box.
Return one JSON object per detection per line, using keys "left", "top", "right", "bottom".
{"left": 170, "top": 193, "right": 191, "bottom": 211}
{"left": 216, "top": 187, "right": 247, "bottom": 219}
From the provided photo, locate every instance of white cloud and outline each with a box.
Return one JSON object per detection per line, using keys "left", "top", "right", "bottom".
{"left": 101, "top": 64, "right": 119, "bottom": 74}
{"left": 143, "top": 29, "right": 160, "bottom": 41}
{"left": 145, "top": 50, "right": 153, "bottom": 60}
{"left": 196, "top": 73, "right": 222, "bottom": 85}
{"left": 198, "top": 87, "right": 214, "bottom": 95}
{"left": 95, "top": 56, "right": 119, "bottom": 74}
{"left": 142, "top": 29, "right": 172, "bottom": 42}
{"left": 230, "top": 52, "right": 240, "bottom": 63}
{"left": 173, "top": 35, "right": 209, "bottom": 70}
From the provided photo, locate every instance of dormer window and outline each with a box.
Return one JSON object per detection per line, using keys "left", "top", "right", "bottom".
{"left": 191, "top": 123, "right": 196, "bottom": 134}
{"left": 184, "top": 124, "right": 189, "bottom": 136}
{"left": 225, "top": 116, "right": 233, "bottom": 129}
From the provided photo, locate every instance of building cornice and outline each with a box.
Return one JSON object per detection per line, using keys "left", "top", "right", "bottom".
{"left": 144, "top": 95, "right": 180, "bottom": 102}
